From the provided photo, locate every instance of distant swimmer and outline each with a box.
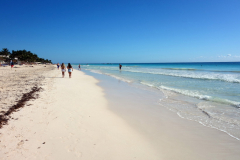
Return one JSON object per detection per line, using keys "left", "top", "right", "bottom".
{"left": 119, "top": 64, "right": 122, "bottom": 70}
{"left": 78, "top": 64, "right": 81, "bottom": 70}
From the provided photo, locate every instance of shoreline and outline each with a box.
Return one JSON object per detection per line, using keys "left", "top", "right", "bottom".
{"left": 0, "top": 66, "right": 160, "bottom": 159}
{"left": 81, "top": 66, "right": 240, "bottom": 141}
{"left": 83, "top": 70, "right": 240, "bottom": 159}
{"left": 1, "top": 66, "right": 240, "bottom": 159}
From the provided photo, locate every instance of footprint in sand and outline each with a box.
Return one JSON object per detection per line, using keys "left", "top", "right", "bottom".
{"left": 66, "top": 145, "right": 82, "bottom": 158}
{"left": 10, "top": 126, "right": 15, "bottom": 130}
{"left": 66, "top": 145, "right": 74, "bottom": 152}
{"left": 59, "top": 137, "right": 66, "bottom": 142}
{"left": 75, "top": 151, "right": 82, "bottom": 157}
{"left": 17, "top": 140, "right": 24, "bottom": 149}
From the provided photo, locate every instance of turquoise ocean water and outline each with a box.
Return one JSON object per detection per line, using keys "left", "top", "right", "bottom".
{"left": 73, "top": 62, "right": 240, "bottom": 140}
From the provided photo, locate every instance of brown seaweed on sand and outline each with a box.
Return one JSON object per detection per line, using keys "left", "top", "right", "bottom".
{"left": 0, "top": 86, "right": 42, "bottom": 128}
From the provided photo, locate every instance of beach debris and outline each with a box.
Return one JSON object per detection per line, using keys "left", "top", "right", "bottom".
{"left": 43, "top": 142, "right": 45, "bottom": 144}
{"left": 0, "top": 86, "right": 42, "bottom": 129}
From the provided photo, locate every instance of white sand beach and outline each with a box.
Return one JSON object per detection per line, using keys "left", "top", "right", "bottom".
{"left": 1, "top": 65, "right": 240, "bottom": 160}
{"left": 0, "top": 65, "right": 160, "bottom": 159}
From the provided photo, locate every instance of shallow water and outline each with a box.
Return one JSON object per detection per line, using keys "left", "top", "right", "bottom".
{"left": 73, "top": 62, "right": 240, "bottom": 140}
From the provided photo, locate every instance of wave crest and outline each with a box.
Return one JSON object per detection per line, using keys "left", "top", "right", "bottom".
{"left": 124, "top": 69, "right": 240, "bottom": 83}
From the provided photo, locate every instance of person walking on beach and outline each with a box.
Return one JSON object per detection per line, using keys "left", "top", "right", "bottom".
{"left": 78, "top": 64, "right": 81, "bottom": 70}
{"left": 119, "top": 64, "right": 122, "bottom": 70}
{"left": 57, "top": 63, "right": 60, "bottom": 70}
{"left": 61, "top": 63, "right": 66, "bottom": 78}
{"left": 67, "top": 63, "right": 73, "bottom": 78}
{"left": 10, "top": 60, "right": 14, "bottom": 69}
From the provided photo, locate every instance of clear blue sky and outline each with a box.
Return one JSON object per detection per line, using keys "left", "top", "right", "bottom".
{"left": 1, "top": 0, "right": 240, "bottom": 63}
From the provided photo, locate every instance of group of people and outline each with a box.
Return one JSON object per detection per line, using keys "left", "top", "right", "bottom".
{"left": 56, "top": 63, "right": 122, "bottom": 78}
{"left": 57, "top": 63, "right": 73, "bottom": 78}
{"left": 56, "top": 63, "right": 81, "bottom": 78}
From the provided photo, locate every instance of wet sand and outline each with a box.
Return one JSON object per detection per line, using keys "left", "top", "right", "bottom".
{"left": 86, "top": 70, "right": 240, "bottom": 160}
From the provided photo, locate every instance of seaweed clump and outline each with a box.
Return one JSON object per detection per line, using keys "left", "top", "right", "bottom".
{"left": 0, "top": 86, "right": 42, "bottom": 128}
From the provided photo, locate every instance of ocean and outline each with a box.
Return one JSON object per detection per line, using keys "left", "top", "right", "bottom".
{"left": 73, "top": 62, "right": 240, "bottom": 140}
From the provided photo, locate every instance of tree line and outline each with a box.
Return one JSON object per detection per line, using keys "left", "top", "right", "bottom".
{"left": 0, "top": 48, "right": 52, "bottom": 63}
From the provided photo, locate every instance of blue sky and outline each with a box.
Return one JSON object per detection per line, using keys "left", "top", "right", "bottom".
{"left": 1, "top": 0, "right": 240, "bottom": 63}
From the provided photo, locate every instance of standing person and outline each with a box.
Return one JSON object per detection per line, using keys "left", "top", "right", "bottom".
{"left": 57, "top": 63, "right": 60, "bottom": 70}
{"left": 61, "top": 63, "right": 66, "bottom": 78}
{"left": 119, "top": 64, "right": 122, "bottom": 70}
{"left": 10, "top": 60, "right": 14, "bottom": 69}
{"left": 67, "top": 63, "right": 73, "bottom": 78}
{"left": 78, "top": 64, "right": 81, "bottom": 70}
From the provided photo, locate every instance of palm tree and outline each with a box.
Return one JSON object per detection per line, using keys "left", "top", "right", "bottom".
{"left": 0, "top": 48, "right": 10, "bottom": 56}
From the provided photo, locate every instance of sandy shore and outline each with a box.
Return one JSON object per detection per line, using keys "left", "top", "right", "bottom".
{"left": 0, "top": 65, "right": 54, "bottom": 115}
{"left": 88, "top": 71, "right": 240, "bottom": 160}
{"left": 1, "top": 65, "right": 240, "bottom": 160}
{"left": 0, "top": 65, "right": 160, "bottom": 159}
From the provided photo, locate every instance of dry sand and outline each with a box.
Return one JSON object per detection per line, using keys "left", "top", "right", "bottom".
{"left": 0, "top": 65, "right": 160, "bottom": 159}
{"left": 0, "top": 65, "right": 53, "bottom": 115}
{"left": 1, "top": 65, "right": 240, "bottom": 160}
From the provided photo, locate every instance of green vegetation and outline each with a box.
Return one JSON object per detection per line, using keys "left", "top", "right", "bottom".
{"left": 0, "top": 48, "right": 52, "bottom": 63}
